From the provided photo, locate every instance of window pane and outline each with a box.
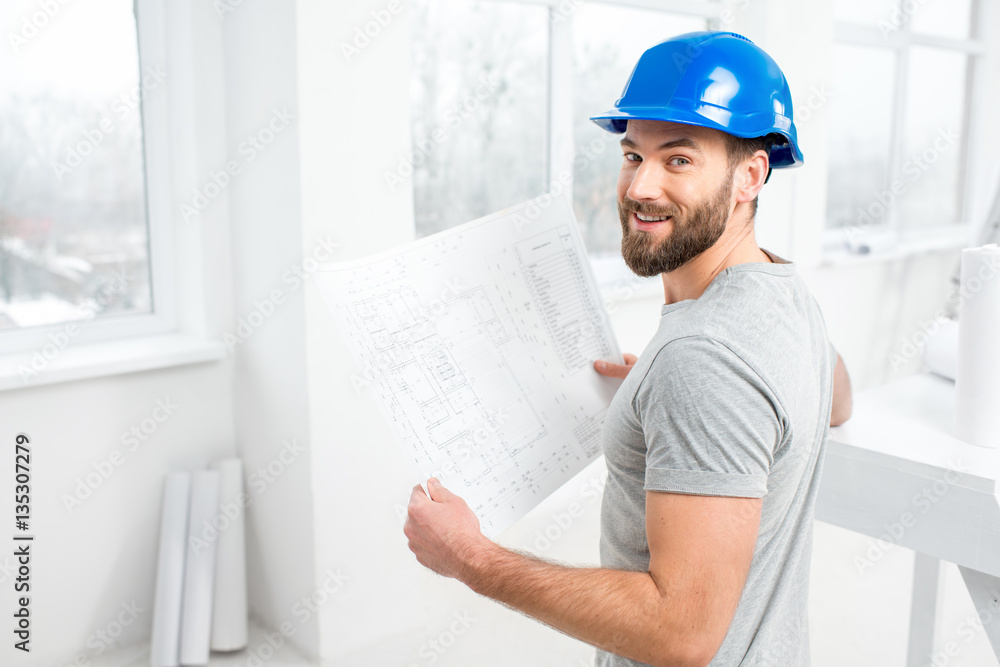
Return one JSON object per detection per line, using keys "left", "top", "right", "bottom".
{"left": 573, "top": 4, "right": 706, "bottom": 256}
{"left": 897, "top": 48, "right": 968, "bottom": 228}
{"left": 834, "top": 0, "right": 900, "bottom": 24}
{"left": 411, "top": 0, "right": 548, "bottom": 237}
{"left": 910, "top": 0, "right": 972, "bottom": 41}
{"left": 826, "top": 45, "right": 896, "bottom": 230}
{"left": 0, "top": 0, "right": 152, "bottom": 330}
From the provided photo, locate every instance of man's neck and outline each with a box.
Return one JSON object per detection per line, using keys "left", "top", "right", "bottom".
{"left": 660, "top": 219, "right": 770, "bottom": 305}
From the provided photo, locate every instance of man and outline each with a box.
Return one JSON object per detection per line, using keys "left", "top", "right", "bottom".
{"left": 405, "top": 31, "right": 853, "bottom": 666}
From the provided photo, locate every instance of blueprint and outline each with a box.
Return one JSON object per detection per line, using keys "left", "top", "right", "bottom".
{"left": 316, "top": 194, "right": 623, "bottom": 538}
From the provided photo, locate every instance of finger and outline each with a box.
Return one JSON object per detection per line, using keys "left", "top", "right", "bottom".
{"left": 409, "top": 483, "right": 429, "bottom": 505}
{"left": 623, "top": 353, "right": 638, "bottom": 366}
{"left": 593, "top": 359, "right": 631, "bottom": 378}
{"left": 427, "top": 477, "right": 453, "bottom": 502}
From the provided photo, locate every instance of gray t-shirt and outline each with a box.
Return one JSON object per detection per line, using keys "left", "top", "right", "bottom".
{"left": 596, "top": 251, "right": 836, "bottom": 667}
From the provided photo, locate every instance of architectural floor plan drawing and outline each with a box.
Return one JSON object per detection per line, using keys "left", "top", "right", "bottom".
{"left": 316, "top": 195, "right": 623, "bottom": 538}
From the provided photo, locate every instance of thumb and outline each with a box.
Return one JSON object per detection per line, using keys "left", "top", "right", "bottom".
{"left": 427, "top": 477, "right": 453, "bottom": 502}
{"left": 594, "top": 354, "right": 637, "bottom": 379}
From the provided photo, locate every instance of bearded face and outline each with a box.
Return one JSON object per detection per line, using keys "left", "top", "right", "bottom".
{"left": 618, "top": 165, "right": 735, "bottom": 277}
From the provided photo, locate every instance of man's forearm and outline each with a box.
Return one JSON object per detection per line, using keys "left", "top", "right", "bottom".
{"left": 459, "top": 542, "right": 712, "bottom": 667}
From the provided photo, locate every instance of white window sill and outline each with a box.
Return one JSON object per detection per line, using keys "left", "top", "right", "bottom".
{"left": 0, "top": 333, "right": 227, "bottom": 392}
{"left": 820, "top": 223, "right": 972, "bottom": 267}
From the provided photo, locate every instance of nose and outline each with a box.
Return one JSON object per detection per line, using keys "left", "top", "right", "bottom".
{"left": 625, "top": 161, "right": 664, "bottom": 202}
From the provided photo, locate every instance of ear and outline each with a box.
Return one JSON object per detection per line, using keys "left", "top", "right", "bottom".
{"left": 734, "top": 150, "right": 770, "bottom": 205}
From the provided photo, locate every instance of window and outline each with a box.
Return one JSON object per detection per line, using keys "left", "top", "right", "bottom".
{"left": 410, "top": 0, "right": 549, "bottom": 237}
{"left": 572, "top": 3, "right": 707, "bottom": 256}
{"left": 411, "top": 0, "right": 719, "bottom": 260}
{"left": 826, "top": 0, "right": 979, "bottom": 252}
{"left": 0, "top": 0, "right": 155, "bottom": 332}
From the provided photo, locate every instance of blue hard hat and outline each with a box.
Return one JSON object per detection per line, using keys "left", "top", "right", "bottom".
{"left": 590, "top": 31, "right": 804, "bottom": 168}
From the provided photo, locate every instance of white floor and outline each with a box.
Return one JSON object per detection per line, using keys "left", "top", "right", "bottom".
{"left": 810, "top": 520, "right": 998, "bottom": 667}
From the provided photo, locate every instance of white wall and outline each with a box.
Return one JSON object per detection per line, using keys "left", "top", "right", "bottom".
{"left": 221, "top": 0, "right": 321, "bottom": 656}
{"left": 294, "top": 0, "right": 427, "bottom": 659}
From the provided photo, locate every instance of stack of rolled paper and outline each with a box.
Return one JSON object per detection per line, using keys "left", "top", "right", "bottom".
{"left": 150, "top": 459, "right": 249, "bottom": 667}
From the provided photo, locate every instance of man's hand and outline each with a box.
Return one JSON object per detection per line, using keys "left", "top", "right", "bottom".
{"left": 404, "top": 478, "right": 494, "bottom": 580}
{"left": 594, "top": 353, "right": 638, "bottom": 379}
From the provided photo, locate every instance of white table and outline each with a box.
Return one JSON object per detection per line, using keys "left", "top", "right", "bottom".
{"left": 816, "top": 373, "right": 1000, "bottom": 665}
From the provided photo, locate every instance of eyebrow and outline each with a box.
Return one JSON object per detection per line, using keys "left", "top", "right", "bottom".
{"left": 620, "top": 136, "right": 704, "bottom": 155}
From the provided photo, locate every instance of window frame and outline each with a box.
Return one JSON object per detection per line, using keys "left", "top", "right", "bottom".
{"left": 824, "top": 1, "right": 984, "bottom": 255}
{"left": 0, "top": 0, "right": 177, "bottom": 356}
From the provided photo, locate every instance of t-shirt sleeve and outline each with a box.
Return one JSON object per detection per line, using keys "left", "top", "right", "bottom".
{"left": 633, "top": 335, "right": 783, "bottom": 498}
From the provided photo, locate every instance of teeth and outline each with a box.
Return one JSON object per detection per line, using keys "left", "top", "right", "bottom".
{"left": 636, "top": 213, "right": 668, "bottom": 222}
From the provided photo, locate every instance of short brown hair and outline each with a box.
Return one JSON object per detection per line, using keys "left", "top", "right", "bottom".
{"left": 722, "top": 133, "right": 774, "bottom": 218}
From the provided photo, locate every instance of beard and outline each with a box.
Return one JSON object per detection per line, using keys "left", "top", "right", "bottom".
{"left": 618, "top": 168, "right": 735, "bottom": 277}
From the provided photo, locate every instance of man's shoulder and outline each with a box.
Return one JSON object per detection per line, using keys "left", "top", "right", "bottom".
{"left": 629, "top": 334, "right": 771, "bottom": 408}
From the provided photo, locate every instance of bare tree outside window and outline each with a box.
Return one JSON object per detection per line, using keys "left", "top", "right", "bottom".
{"left": 0, "top": 0, "right": 152, "bottom": 330}
{"left": 410, "top": 0, "right": 548, "bottom": 237}
{"left": 410, "top": 0, "right": 705, "bottom": 257}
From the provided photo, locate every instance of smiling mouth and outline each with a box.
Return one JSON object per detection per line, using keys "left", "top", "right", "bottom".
{"left": 632, "top": 212, "right": 672, "bottom": 228}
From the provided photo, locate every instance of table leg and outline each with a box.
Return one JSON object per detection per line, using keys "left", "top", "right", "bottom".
{"left": 958, "top": 566, "right": 1000, "bottom": 658}
{"left": 907, "top": 553, "right": 942, "bottom": 667}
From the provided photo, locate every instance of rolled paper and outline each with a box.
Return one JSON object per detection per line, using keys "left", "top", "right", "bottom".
{"left": 150, "top": 472, "right": 191, "bottom": 667}
{"left": 209, "top": 459, "right": 249, "bottom": 651}
{"left": 923, "top": 317, "right": 959, "bottom": 381}
{"left": 954, "top": 244, "right": 1000, "bottom": 448}
{"left": 179, "top": 470, "right": 220, "bottom": 665}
